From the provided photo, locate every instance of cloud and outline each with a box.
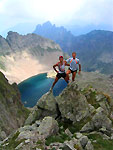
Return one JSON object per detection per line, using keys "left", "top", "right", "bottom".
{"left": 72, "top": 0, "right": 113, "bottom": 25}
{"left": 0, "top": 0, "right": 113, "bottom": 32}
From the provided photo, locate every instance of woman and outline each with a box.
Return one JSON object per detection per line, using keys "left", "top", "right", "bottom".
{"left": 51, "top": 55, "right": 69, "bottom": 90}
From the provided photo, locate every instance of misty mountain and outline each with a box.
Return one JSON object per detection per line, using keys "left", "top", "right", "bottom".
{"left": 66, "top": 23, "right": 113, "bottom": 36}
{"left": 73, "top": 30, "right": 113, "bottom": 74}
{"left": 33, "top": 22, "right": 113, "bottom": 75}
{"left": 33, "top": 21, "right": 75, "bottom": 52}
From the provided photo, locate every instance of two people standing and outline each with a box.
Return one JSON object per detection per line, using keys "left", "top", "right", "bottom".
{"left": 51, "top": 52, "right": 81, "bottom": 90}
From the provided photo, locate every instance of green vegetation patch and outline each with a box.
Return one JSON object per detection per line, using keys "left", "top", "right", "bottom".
{"left": 17, "top": 105, "right": 30, "bottom": 119}
{"left": 0, "top": 131, "right": 25, "bottom": 149}
{"left": 81, "top": 87, "right": 100, "bottom": 109}
{"left": 45, "top": 132, "right": 71, "bottom": 146}
{"left": 58, "top": 113, "right": 96, "bottom": 135}
{"left": 86, "top": 133, "right": 113, "bottom": 150}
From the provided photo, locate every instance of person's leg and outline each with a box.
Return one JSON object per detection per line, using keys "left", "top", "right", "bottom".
{"left": 66, "top": 69, "right": 71, "bottom": 81}
{"left": 51, "top": 76, "right": 59, "bottom": 89}
{"left": 72, "top": 71, "right": 77, "bottom": 81}
{"left": 64, "top": 77, "right": 69, "bottom": 84}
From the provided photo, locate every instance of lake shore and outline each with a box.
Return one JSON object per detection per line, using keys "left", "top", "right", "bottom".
{"left": 0, "top": 50, "right": 63, "bottom": 84}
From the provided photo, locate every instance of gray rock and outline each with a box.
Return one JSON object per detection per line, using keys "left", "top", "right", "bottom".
{"left": 76, "top": 133, "right": 83, "bottom": 139}
{"left": 81, "top": 107, "right": 112, "bottom": 133}
{"left": 37, "top": 116, "right": 59, "bottom": 138}
{"left": 79, "top": 136, "right": 89, "bottom": 148}
{"left": 85, "top": 140, "right": 94, "bottom": 150}
{"left": 25, "top": 92, "right": 57, "bottom": 125}
{"left": 64, "top": 138, "right": 83, "bottom": 150}
{"left": 56, "top": 83, "right": 92, "bottom": 123}
{"left": 15, "top": 142, "right": 24, "bottom": 149}
{"left": 0, "top": 131, "right": 7, "bottom": 140}
{"left": 99, "top": 127, "right": 111, "bottom": 136}
{"left": 65, "top": 128, "right": 73, "bottom": 138}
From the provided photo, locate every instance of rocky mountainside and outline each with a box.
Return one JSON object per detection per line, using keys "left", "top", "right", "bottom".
{"left": 33, "top": 21, "right": 75, "bottom": 53}
{"left": 73, "top": 30, "right": 113, "bottom": 74}
{"left": 0, "top": 71, "right": 30, "bottom": 141}
{"left": 0, "top": 31, "right": 62, "bottom": 83}
{"left": 34, "top": 22, "right": 113, "bottom": 75}
{"left": 33, "top": 21, "right": 74, "bottom": 52}
{"left": 1, "top": 80, "right": 113, "bottom": 150}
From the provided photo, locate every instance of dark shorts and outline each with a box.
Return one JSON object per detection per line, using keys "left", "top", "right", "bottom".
{"left": 69, "top": 68, "right": 77, "bottom": 74}
{"left": 56, "top": 72, "right": 66, "bottom": 79}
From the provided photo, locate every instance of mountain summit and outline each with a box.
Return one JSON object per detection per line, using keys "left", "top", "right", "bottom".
{"left": 33, "top": 21, "right": 75, "bottom": 52}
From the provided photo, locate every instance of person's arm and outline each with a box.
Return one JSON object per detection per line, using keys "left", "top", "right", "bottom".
{"left": 79, "top": 64, "right": 81, "bottom": 71}
{"left": 64, "top": 61, "right": 70, "bottom": 66}
{"left": 53, "top": 63, "right": 59, "bottom": 73}
{"left": 66, "top": 58, "right": 70, "bottom": 64}
{"left": 77, "top": 59, "right": 81, "bottom": 75}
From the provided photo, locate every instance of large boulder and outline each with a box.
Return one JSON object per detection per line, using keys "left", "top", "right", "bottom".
{"left": 81, "top": 107, "right": 112, "bottom": 133}
{"left": 25, "top": 91, "right": 57, "bottom": 125}
{"left": 37, "top": 116, "right": 59, "bottom": 139}
{"left": 56, "top": 83, "right": 94, "bottom": 123}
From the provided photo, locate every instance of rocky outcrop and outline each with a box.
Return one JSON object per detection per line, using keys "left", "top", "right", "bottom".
{"left": 1, "top": 81, "right": 113, "bottom": 149}
{"left": 56, "top": 83, "right": 94, "bottom": 123}
{"left": 25, "top": 92, "right": 58, "bottom": 125}
{"left": 0, "top": 71, "right": 30, "bottom": 141}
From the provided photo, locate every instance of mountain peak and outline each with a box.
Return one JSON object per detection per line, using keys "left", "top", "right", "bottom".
{"left": 6, "top": 31, "right": 20, "bottom": 40}
{"left": 87, "top": 29, "right": 113, "bottom": 35}
{"left": 43, "top": 21, "right": 52, "bottom": 26}
{"left": 7, "top": 31, "right": 19, "bottom": 36}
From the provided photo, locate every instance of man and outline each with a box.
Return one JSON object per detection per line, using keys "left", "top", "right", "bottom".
{"left": 51, "top": 56, "right": 69, "bottom": 90}
{"left": 66, "top": 52, "right": 81, "bottom": 81}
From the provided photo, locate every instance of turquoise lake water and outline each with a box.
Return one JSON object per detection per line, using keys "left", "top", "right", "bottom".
{"left": 18, "top": 73, "right": 67, "bottom": 107}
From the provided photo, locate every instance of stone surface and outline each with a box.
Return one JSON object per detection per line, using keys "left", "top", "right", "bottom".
{"left": 85, "top": 140, "right": 94, "bottom": 150}
{"left": 25, "top": 91, "right": 57, "bottom": 125}
{"left": 81, "top": 107, "right": 112, "bottom": 132}
{"left": 56, "top": 83, "right": 92, "bottom": 123}
{"left": 37, "top": 116, "right": 59, "bottom": 139}
{"left": 79, "top": 136, "right": 89, "bottom": 148}
{"left": 64, "top": 138, "right": 83, "bottom": 150}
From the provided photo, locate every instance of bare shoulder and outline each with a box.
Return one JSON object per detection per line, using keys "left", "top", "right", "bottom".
{"left": 57, "top": 61, "right": 60, "bottom": 65}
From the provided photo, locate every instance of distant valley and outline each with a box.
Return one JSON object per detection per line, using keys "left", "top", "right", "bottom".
{"left": 0, "top": 31, "right": 62, "bottom": 83}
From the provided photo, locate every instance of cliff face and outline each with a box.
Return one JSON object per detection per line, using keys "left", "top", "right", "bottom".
{"left": 0, "top": 31, "right": 63, "bottom": 83}
{"left": 1, "top": 81, "right": 113, "bottom": 150}
{"left": 0, "top": 71, "right": 30, "bottom": 140}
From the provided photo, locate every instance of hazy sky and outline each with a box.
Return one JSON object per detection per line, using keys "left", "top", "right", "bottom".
{"left": 0, "top": 0, "right": 113, "bottom": 32}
